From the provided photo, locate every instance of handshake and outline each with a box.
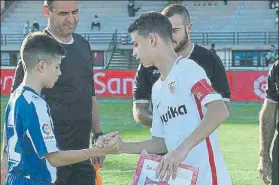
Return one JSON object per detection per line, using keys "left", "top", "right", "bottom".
{"left": 94, "top": 131, "right": 124, "bottom": 155}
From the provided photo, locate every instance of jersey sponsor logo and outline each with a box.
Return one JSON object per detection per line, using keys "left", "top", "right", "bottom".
{"left": 168, "top": 81, "right": 176, "bottom": 95}
{"left": 254, "top": 75, "right": 267, "bottom": 98}
{"left": 191, "top": 79, "right": 215, "bottom": 101}
{"left": 152, "top": 70, "right": 160, "bottom": 74}
{"left": 160, "top": 105, "right": 187, "bottom": 125}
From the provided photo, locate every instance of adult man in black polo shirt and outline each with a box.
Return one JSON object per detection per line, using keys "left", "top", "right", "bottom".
{"left": 259, "top": 61, "right": 278, "bottom": 185}
{"left": 133, "top": 4, "right": 231, "bottom": 126}
{"left": 9, "top": 1, "right": 103, "bottom": 185}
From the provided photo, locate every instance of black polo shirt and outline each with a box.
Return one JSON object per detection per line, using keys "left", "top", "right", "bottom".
{"left": 11, "top": 29, "right": 95, "bottom": 124}
{"left": 266, "top": 61, "right": 279, "bottom": 130}
{"left": 133, "top": 44, "right": 231, "bottom": 103}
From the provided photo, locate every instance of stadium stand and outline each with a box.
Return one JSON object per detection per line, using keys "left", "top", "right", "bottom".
{"left": 1, "top": 1, "right": 276, "bottom": 33}
{"left": 0, "top": 1, "right": 165, "bottom": 33}
{"left": 0, "top": 1, "right": 278, "bottom": 69}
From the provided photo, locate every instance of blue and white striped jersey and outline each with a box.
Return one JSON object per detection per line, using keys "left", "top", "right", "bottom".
{"left": 4, "top": 85, "right": 59, "bottom": 183}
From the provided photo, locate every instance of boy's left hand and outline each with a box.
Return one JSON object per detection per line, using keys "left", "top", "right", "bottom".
{"left": 156, "top": 147, "right": 189, "bottom": 182}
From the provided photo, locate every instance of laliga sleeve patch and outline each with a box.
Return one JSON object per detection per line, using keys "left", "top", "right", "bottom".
{"left": 191, "top": 79, "right": 215, "bottom": 102}
{"left": 41, "top": 123, "right": 55, "bottom": 142}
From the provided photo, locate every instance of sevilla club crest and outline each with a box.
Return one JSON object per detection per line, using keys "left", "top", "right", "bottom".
{"left": 168, "top": 81, "right": 176, "bottom": 95}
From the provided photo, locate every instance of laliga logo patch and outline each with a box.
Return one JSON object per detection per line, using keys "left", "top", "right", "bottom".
{"left": 254, "top": 75, "right": 267, "bottom": 99}
{"left": 42, "top": 123, "right": 52, "bottom": 135}
{"left": 168, "top": 81, "right": 176, "bottom": 95}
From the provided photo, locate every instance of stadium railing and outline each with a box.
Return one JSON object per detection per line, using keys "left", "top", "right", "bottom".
{"left": 0, "top": 31, "right": 277, "bottom": 46}
{"left": 189, "top": 31, "right": 278, "bottom": 45}
{"left": 80, "top": 32, "right": 118, "bottom": 45}
{"left": 104, "top": 29, "right": 118, "bottom": 69}
{"left": 1, "top": 0, "right": 16, "bottom": 15}
{"left": 0, "top": 32, "right": 117, "bottom": 46}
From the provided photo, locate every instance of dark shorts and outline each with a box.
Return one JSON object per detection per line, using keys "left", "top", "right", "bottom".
{"left": 54, "top": 160, "right": 95, "bottom": 185}
{"left": 53, "top": 119, "right": 95, "bottom": 185}
{"left": 5, "top": 173, "right": 52, "bottom": 185}
{"left": 272, "top": 134, "right": 278, "bottom": 185}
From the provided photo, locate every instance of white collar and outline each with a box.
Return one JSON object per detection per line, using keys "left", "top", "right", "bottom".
{"left": 185, "top": 43, "right": 195, "bottom": 59}
{"left": 46, "top": 29, "right": 74, "bottom": 45}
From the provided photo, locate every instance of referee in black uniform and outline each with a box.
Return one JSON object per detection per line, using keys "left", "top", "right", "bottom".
{"left": 11, "top": 1, "right": 104, "bottom": 185}
{"left": 259, "top": 60, "right": 278, "bottom": 185}
{"left": 133, "top": 4, "right": 231, "bottom": 127}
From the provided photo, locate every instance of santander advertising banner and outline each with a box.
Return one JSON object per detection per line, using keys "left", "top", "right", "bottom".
{"left": 0, "top": 68, "right": 268, "bottom": 102}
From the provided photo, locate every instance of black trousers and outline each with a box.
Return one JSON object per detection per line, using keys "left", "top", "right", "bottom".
{"left": 53, "top": 120, "right": 95, "bottom": 185}
{"left": 272, "top": 134, "right": 278, "bottom": 185}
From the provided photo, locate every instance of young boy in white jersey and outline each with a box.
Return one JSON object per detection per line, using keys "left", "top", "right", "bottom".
{"left": 0, "top": 32, "right": 122, "bottom": 185}
{"left": 96, "top": 12, "right": 232, "bottom": 185}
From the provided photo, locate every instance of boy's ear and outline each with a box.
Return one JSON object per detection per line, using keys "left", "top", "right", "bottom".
{"left": 43, "top": 5, "right": 50, "bottom": 19}
{"left": 37, "top": 60, "right": 48, "bottom": 73}
{"left": 149, "top": 33, "right": 157, "bottom": 47}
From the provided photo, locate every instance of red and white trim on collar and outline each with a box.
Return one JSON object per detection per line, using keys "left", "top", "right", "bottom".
{"left": 175, "top": 55, "right": 186, "bottom": 65}
{"left": 175, "top": 43, "right": 195, "bottom": 65}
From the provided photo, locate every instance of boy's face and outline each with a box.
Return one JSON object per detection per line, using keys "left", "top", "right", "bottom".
{"left": 41, "top": 57, "right": 62, "bottom": 88}
{"left": 130, "top": 32, "right": 155, "bottom": 68}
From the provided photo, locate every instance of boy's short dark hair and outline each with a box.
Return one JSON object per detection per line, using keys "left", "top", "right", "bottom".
{"left": 161, "top": 4, "right": 191, "bottom": 25}
{"left": 128, "top": 11, "right": 173, "bottom": 42}
{"left": 20, "top": 32, "right": 65, "bottom": 70}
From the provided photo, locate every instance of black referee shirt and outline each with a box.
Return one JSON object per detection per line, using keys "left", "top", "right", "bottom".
{"left": 11, "top": 29, "right": 95, "bottom": 124}
{"left": 266, "top": 61, "right": 279, "bottom": 130}
{"left": 133, "top": 44, "right": 231, "bottom": 103}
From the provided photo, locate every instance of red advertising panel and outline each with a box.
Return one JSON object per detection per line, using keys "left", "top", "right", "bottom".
{"left": 0, "top": 68, "right": 269, "bottom": 102}
{"left": 0, "top": 69, "right": 136, "bottom": 98}
{"left": 226, "top": 72, "right": 234, "bottom": 100}
{"left": 0, "top": 69, "right": 15, "bottom": 95}
{"left": 231, "top": 71, "right": 268, "bottom": 102}
{"left": 94, "top": 70, "right": 136, "bottom": 98}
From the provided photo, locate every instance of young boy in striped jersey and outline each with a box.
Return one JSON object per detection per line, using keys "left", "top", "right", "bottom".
{"left": 1, "top": 32, "right": 122, "bottom": 185}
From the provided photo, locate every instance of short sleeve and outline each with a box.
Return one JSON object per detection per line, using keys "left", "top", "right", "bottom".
{"left": 27, "top": 101, "right": 59, "bottom": 158}
{"left": 92, "top": 70, "right": 96, "bottom": 96}
{"left": 210, "top": 53, "right": 231, "bottom": 101}
{"left": 87, "top": 42, "right": 95, "bottom": 96}
{"left": 266, "top": 62, "right": 279, "bottom": 103}
{"left": 181, "top": 59, "right": 222, "bottom": 107}
{"left": 133, "top": 64, "right": 152, "bottom": 103}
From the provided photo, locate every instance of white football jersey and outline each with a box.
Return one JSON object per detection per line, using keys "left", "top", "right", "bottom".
{"left": 151, "top": 55, "right": 232, "bottom": 185}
